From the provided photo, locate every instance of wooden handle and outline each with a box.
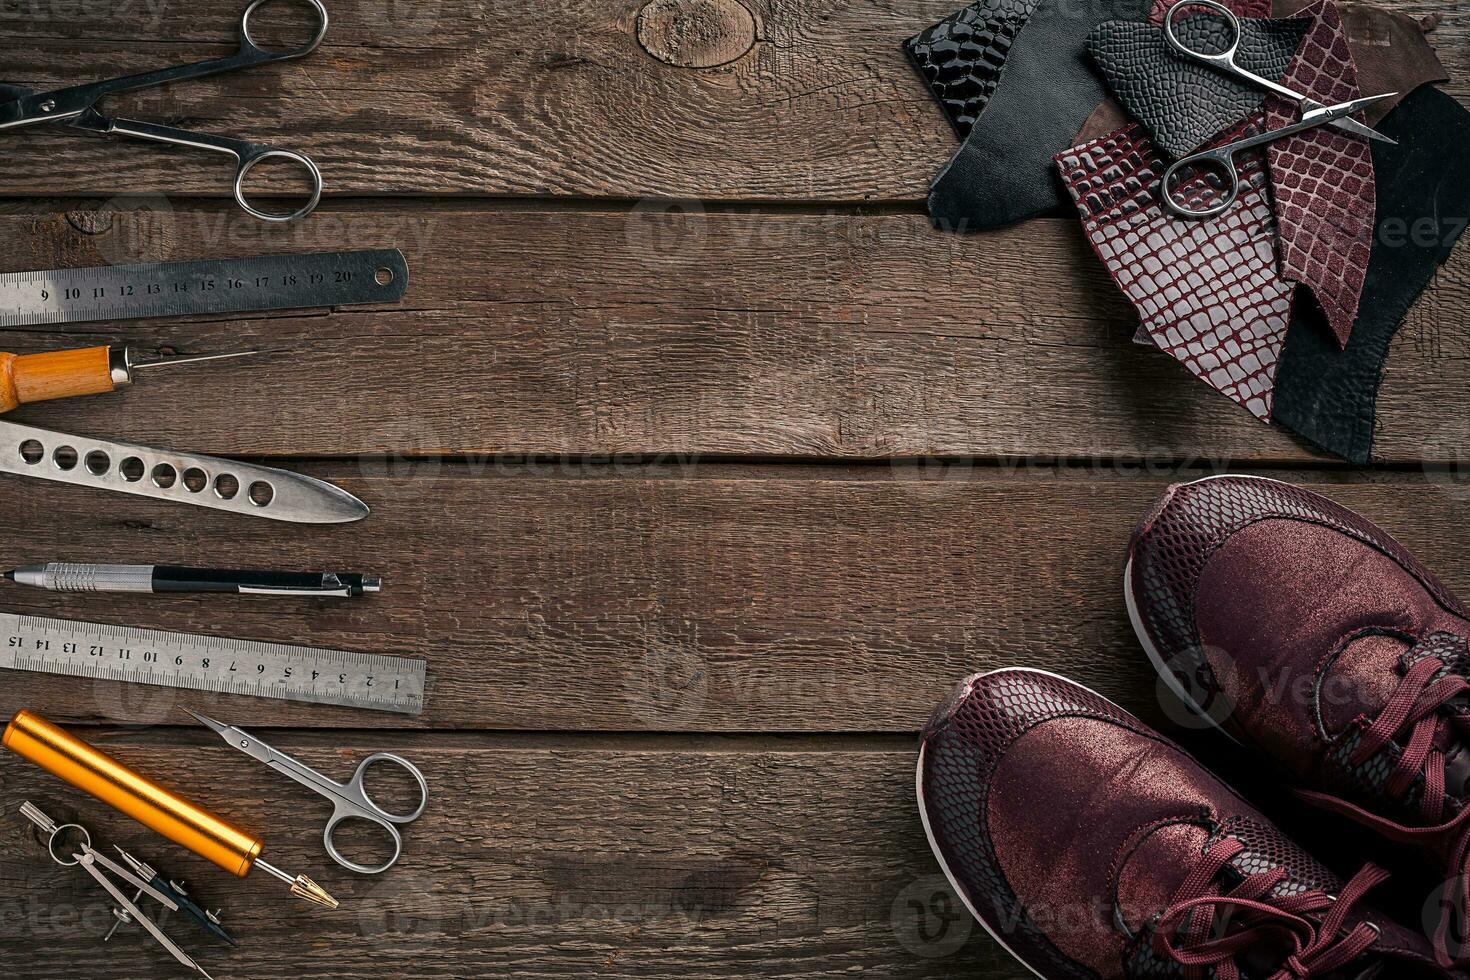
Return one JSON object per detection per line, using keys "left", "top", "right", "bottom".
{"left": 0, "top": 346, "right": 117, "bottom": 413}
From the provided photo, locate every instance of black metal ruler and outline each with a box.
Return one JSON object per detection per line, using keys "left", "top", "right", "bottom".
{"left": 0, "top": 249, "right": 408, "bottom": 326}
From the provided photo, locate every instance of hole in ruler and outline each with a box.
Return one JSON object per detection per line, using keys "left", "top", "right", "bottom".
{"left": 248, "top": 480, "right": 275, "bottom": 507}
{"left": 53, "top": 445, "right": 78, "bottom": 471}
{"left": 19, "top": 439, "right": 43, "bottom": 464}
{"left": 85, "top": 451, "right": 111, "bottom": 476}
{"left": 183, "top": 467, "right": 208, "bottom": 493}
{"left": 215, "top": 473, "right": 240, "bottom": 500}
{"left": 151, "top": 463, "right": 178, "bottom": 489}
{"left": 119, "top": 457, "right": 145, "bottom": 482}
{"left": 375, "top": 267, "right": 394, "bottom": 286}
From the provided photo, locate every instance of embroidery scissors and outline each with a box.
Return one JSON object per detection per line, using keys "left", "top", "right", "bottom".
{"left": 0, "top": 0, "right": 327, "bottom": 222}
{"left": 1158, "top": 0, "right": 1396, "bottom": 219}
{"left": 187, "top": 710, "right": 429, "bottom": 875}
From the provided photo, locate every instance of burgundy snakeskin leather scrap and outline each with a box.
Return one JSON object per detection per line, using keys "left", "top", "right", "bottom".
{"left": 1263, "top": 0, "right": 1374, "bottom": 348}
{"left": 1056, "top": 123, "right": 1293, "bottom": 420}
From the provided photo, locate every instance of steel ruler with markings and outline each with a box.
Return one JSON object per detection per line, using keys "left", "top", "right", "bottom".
{"left": 0, "top": 249, "right": 408, "bottom": 326}
{"left": 0, "top": 612, "right": 426, "bottom": 715}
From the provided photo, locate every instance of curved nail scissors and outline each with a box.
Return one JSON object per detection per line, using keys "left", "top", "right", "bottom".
{"left": 188, "top": 710, "right": 428, "bottom": 875}
{"left": 0, "top": 0, "right": 327, "bottom": 222}
{"left": 1158, "top": 0, "right": 1396, "bottom": 219}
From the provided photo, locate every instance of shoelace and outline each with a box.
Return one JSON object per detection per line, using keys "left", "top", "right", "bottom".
{"left": 1153, "top": 838, "right": 1387, "bottom": 980}
{"left": 1295, "top": 654, "right": 1470, "bottom": 966}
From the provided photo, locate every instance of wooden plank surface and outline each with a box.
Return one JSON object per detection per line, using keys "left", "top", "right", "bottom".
{"left": 0, "top": 0, "right": 1464, "bottom": 201}
{"left": 3, "top": 467, "right": 1466, "bottom": 733}
{"left": 3, "top": 208, "right": 1468, "bottom": 465}
{"left": 2, "top": 0, "right": 1468, "bottom": 975}
{"left": 0, "top": 735, "right": 1029, "bottom": 979}
{"left": 2, "top": 730, "right": 1437, "bottom": 980}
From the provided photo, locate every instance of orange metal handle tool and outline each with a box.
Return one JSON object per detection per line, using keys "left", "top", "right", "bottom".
{"left": 0, "top": 346, "right": 122, "bottom": 414}
{"left": 3, "top": 709, "right": 263, "bottom": 877}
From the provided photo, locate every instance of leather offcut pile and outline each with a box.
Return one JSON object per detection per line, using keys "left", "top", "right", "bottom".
{"left": 907, "top": 0, "right": 1470, "bottom": 461}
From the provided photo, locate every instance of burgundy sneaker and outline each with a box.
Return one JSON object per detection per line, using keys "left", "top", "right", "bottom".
{"left": 1126, "top": 475, "right": 1470, "bottom": 962}
{"left": 917, "top": 667, "right": 1453, "bottom": 979}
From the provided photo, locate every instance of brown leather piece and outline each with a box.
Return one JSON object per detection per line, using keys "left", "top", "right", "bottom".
{"left": 1076, "top": 97, "right": 1132, "bottom": 145}
{"left": 1072, "top": 1, "right": 1448, "bottom": 163}
{"left": 1279, "top": 0, "right": 1449, "bottom": 124}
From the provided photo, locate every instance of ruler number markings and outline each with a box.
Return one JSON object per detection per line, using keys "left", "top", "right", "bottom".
{"left": 0, "top": 613, "right": 424, "bottom": 714}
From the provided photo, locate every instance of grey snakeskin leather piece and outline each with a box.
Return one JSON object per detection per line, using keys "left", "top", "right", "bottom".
{"left": 1088, "top": 14, "right": 1311, "bottom": 158}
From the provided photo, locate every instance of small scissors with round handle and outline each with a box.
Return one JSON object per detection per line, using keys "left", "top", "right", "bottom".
{"left": 188, "top": 709, "right": 428, "bottom": 875}
{"left": 1158, "top": 0, "right": 1396, "bottom": 219}
{"left": 0, "top": 0, "right": 327, "bottom": 222}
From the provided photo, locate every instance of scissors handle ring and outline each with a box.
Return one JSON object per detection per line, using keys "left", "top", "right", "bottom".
{"left": 349, "top": 752, "right": 430, "bottom": 823}
{"left": 1160, "top": 147, "right": 1241, "bottom": 220}
{"left": 324, "top": 810, "right": 404, "bottom": 876}
{"left": 321, "top": 753, "right": 427, "bottom": 874}
{"left": 1163, "top": 0, "right": 1242, "bottom": 69}
{"left": 241, "top": 0, "right": 330, "bottom": 61}
{"left": 235, "top": 146, "right": 324, "bottom": 222}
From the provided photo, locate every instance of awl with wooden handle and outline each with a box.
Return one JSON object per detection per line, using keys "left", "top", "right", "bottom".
{"left": 0, "top": 346, "right": 264, "bottom": 413}
{"left": 3, "top": 709, "right": 338, "bottom": 910}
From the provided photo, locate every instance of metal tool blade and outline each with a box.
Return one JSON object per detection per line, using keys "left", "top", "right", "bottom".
{"left": 0, "top": 420, "right": 369, "bottom": 524}
{"left": 128, "top": 349, "right": 274, "bottom": 373}
{"left": 84, "top": 844, "right": 179, "bottom": 911}
{"left": 1322, "top": 92, "right": 1399, "bottom": 144}
{"left": 75, "top": 851, "right": 211, "bottom": 978}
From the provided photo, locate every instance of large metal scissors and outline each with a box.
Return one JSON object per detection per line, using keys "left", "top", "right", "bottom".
{"left": 1158, "top": 0, "right": 1396, "bottom": 219}
{"left": 0, "top": 0, "right": 327, "bottom": 222}
{"left": 188, "top": 710, "right": 428, "bottom": 875}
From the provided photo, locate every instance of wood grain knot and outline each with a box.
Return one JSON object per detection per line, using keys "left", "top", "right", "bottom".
{"left": 636, "top": 0, "right": 756, "bottom": 69}
{"left": 65, "top": 210, "right": 113, "bottom": 235}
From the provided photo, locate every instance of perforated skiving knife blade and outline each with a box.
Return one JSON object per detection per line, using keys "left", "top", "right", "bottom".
{"left": 0, "top": 420, "right": 368, "bottom": 523}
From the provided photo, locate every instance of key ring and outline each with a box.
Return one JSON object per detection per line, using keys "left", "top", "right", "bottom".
{"left": 46, "top": 823, "right": 92, "bottom": 867}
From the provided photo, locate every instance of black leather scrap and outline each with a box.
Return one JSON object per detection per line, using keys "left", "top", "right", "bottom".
{"left": 1087, "top": 13, "right": 1310, "bottom": 158}
{"left": 905, "top": 0, "right": 1041, "bottom": 139}
{"left": 1273, "top": 87, "right": 1470, "bottom": 462}
{"left": 926, "top": 0, "right": 1154, "bottom": 232}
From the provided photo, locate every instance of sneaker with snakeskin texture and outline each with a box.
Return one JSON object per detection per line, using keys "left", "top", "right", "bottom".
{"left": 917, "top": 667, "right": 1457, "bottom": 978}
{"left": 1127, "top": 474, "right": 1470, "bottom": 965}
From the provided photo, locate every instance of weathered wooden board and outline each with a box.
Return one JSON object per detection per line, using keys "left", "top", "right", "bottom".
{"left": 3, "top": 209, "right": 1467, "bottom": 464}
{"left": 0, "top": 0, "right": 1463, "bottom": 201}
{"left": 5, "top": 730, "right": 1433, "bottom": 980}
{"left": 0, "top": 734, "right": 1033, "bottom": 979}
{"left": 2, "top": 466, "right": 1465, "bottom": 733}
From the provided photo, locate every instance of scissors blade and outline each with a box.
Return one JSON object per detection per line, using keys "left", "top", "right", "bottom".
{"left": 187, "top": 708, "right": 344, "bottom": 798}
{"left": 186, "top": 709, "right": 276, "bottom": 765}
{"left": 1314, "top": 92, "right": 1399, "bottom": 144}
{"left": 0, "top": 84, "right": 34, "bottom": 127}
